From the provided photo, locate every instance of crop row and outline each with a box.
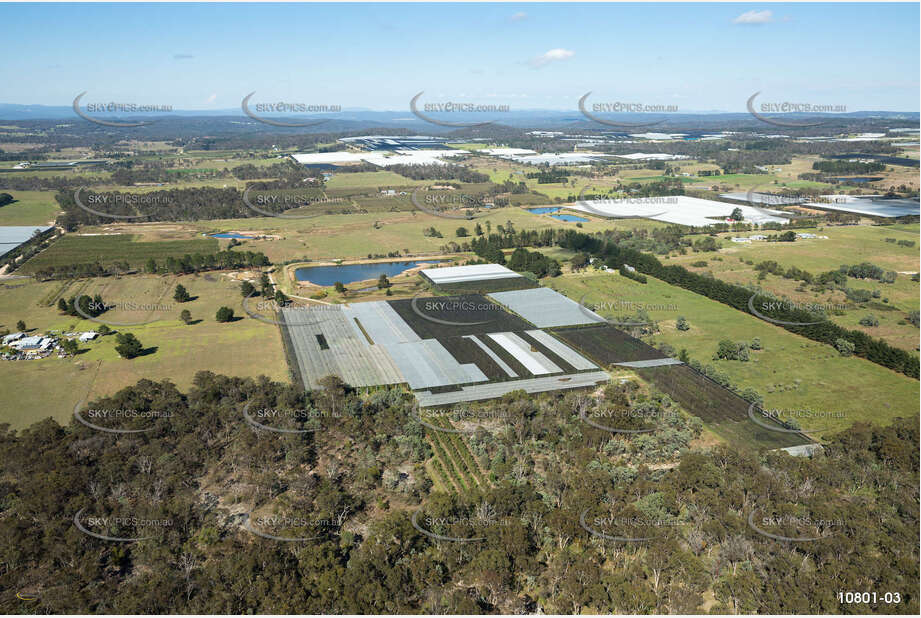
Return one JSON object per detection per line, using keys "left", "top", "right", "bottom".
{"left": 428, "top": 457, "right": 453, "bottom": 493}
{"left": 426, "top": 430, "right": 468, "bottom": 492}
{"left": 430, "top": 417, "right": 488, "bottom": 488}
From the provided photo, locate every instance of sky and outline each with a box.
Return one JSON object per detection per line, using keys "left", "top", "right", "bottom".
{"left": 1, "top": 2, "right": 918, "bottom": 113}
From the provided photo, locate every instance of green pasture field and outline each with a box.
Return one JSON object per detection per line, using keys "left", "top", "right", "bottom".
{"left": 0, "top": 190, "right": 61, "bottom": 225}
{"left": 676, "top": 224, "right": 919, "bottom": 273}
{"left": 0, "top": 273, "right": 288, "bottom": 429}
{"left": 546, "top": 271, "right": 919, "bottom": 439}
{"left": 326, "top": 171, "right": 429, "bottom": 189}
{"left": 665, "top": 224, "right": 920, "bottom": 351}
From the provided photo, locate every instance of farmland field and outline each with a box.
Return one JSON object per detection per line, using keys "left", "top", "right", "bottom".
{"left": 168, "top": 207, "right": 626, "bottom": 263}
{"left": 0, "top": 273, "right": 288, "bottom": 428}
{"left": 553, "top": 323, "right": 809, "bottom": 449}
{"left": 17, "top": 233, "right": 220, "bottom": 273}
{"left": 634, "top": 364, "right": 809, "bottom": 449}
{"left": 0, "top": 190, "right": 61, "bottom": 225}
{"left": 326, "top": 171, "right": 429, "bottom": 189}
{"left": 553, "top": 324, "right": 670, "bottom": 363}
{"left": 547, "top": 270, "right": 919, "bottom": 437}
{"left": 668, "top": 224, "right": 920, "bottom": 351}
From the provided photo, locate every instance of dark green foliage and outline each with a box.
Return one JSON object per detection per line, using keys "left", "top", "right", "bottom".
{"left": 0, "top": 374, "right": 916, "bottom": 613}
{"left": 835, "top": 338, "right": 856, "bottom": 356}
{"left": 173, "top": 284, "right": 190, "bottom": 303}
{"left": 619, "top": 265, "right": 647, "bottom": 283}
{"left": 215, "top": 306, "right": 234, "bottom": 323}
{"left": 813, "top": 159, "right": 885, "bottom": 174}
{"left": 114, "top": 332, "right": 143, "bottom": 358}
{"left": 505, "top": 247, "right": 560, "bottom": 278}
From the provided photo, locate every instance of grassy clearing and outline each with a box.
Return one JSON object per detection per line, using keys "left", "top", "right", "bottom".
{"left": 0, "top": 274, "right": 288, "bottom": 429}
{"left": 546, "top": 271, "right": 919, "bottom": 438}
{"left": 326, "top": 171, "right": 428, "bottom": 189}
{"left": 0, "top": 190, "right": 61, "bottom": 225}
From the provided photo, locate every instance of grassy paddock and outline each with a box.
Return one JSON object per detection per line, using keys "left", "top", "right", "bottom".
{"left": 666, "top": 224, "right": 920, "bottom": 351}
{"left": 0, "top": 274, "right": 288, "bottom": 429}
{"left": 547, "top": 271, "right": 919, "bottom": 437}
{"left": 0, "top": 190, "right": 61, "bottom": 225}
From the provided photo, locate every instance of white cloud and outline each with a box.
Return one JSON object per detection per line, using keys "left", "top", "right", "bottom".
{"left": 206, "top": 93, "right": 217, "bottom": 104}
{"left": 530, "top": 48, "right": 574, "bottom": 69}
{"left": 510, "top": 12, "right": 528, "bottom": 22}
{"left": 733, "top": 10, "right": 774, "bottom": 25}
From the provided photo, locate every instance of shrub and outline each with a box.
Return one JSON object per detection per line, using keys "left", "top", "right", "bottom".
{"left": 845, "top": 288, "right": 872, "bottom": 303}
{"left": 908, "top": 310, "right": 920, "bottom": 328}
{"left": 676, "top": 316, "right": 690, "bottom": 331}
{"left": 835, "top": 338, "right": 856, "bottom": 357}
{"left": 716, "top": 339, "right": 750, "bottom": 361}
{"left": 215, "top": 307, "right": 234, "bottom": 323}
{"left": 859, "top": 314, "right": 879, "bottom": 327}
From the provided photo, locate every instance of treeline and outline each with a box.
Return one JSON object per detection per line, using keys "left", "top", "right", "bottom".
{"left": 59, "top": 294, "right": 107, "bottom": 318}
{"left": 230, "top": 161, "right": 302, "bottom": 180}
{"left": 56, "top": 187, "right": 258, "bottom": 229}
{"left": 505, "top": 246, "right": 561, "bottom": 278}
{"left": 526, "top": 170, "right": 570, "bottom": 184}
{"left": 755, "top": 260, "right": 897, "bottom": 288}
{"left": 0, "top": 174, "right": 108, "bottom": 191}
{"left": 813, "top": 160, "right": 886, "bottom": 175}
{"left": 0, "top": 149, "right": 50, "bottom": 161}
{"left": 555, "top": 229, "right": 920, "bottom": 378}
{"left": 30, "top": 249, "right": 269, "bottom": 280}
{"left": 388, "top": 163, "right": 489, "bottom": 183}
{"left": 145, "top": 250, "right": 269, "bottom": 274}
